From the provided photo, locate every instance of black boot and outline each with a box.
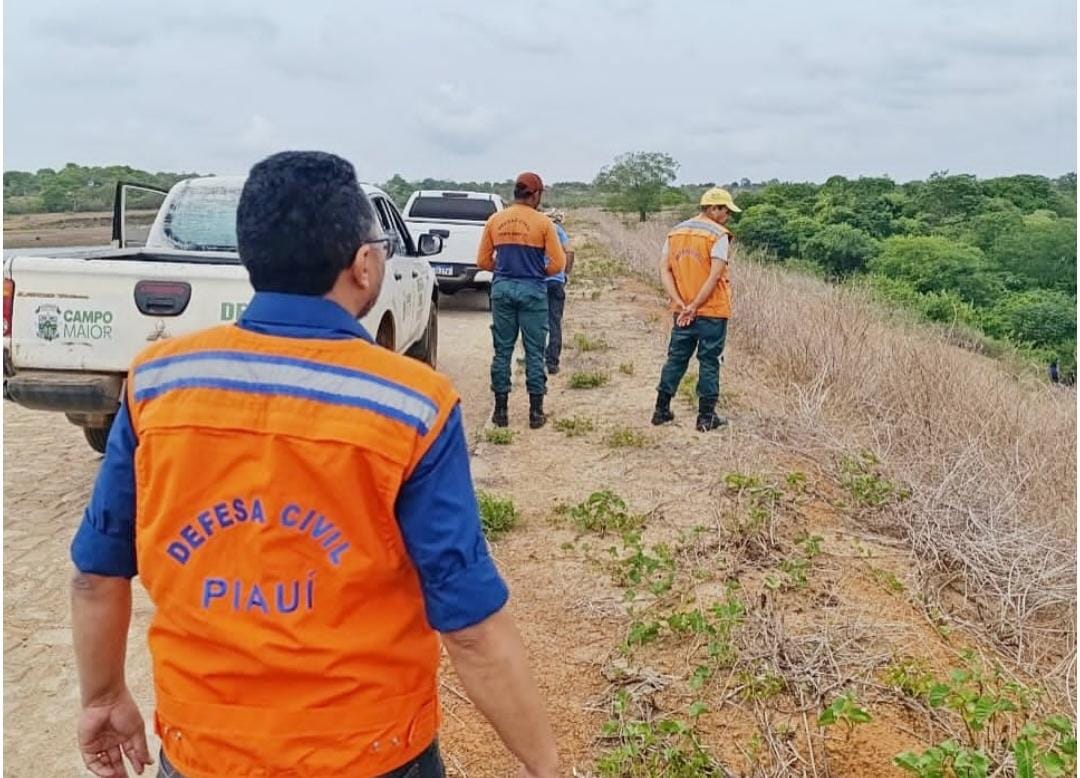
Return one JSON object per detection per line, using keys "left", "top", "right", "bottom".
{"left": 696, "top": 397, "right": 728, "bottom": 432}
{"left": 492, "top": 393, "right": 509, "bottom": 428}
{"left": 651, "top": 391, "right": 675, "bottom": 426}
{"left": 529, "top": 393, "right": 547, "bottom": 429}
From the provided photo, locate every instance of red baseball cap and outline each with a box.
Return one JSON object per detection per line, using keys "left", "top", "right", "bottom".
{"left": 515, "top": 172, "right": 544, "bottom": 194}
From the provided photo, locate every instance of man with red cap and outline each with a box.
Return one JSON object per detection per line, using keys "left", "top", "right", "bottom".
{"left": 477, "top": 172, "right": 566, "bottom": 429}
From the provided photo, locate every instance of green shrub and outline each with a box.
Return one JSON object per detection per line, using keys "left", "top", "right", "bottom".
{"left": 477, "top": 491, "right": 519, "bottom": 539}
{"left": 484, "top": 428, "right": 515, "bottom": 445}
{"left": 569, "top": 370, "right": 610, "bottom": 389}
{"left": 553, "top": 416, "right": 595, "bottom": 437}
{"left": 804, "top": 223, "right": 879, "bottom": 275}
{"left": 569, "top": 490, "right": 644, "bottom": 535}
{"left": 574, "top": 332, "right": 610, "bottom": 352}
{"left": 604, "top": 427, "right": 651, "bottom": 448}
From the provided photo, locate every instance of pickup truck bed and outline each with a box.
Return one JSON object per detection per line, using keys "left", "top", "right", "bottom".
{"left": 4, "top": 177, "right": 443, "bottom": 453}
{"left": 402, "top": 190, "right": 503, "bottom": 296}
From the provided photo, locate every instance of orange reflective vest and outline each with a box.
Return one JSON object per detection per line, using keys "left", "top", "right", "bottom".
{"left": 666, "top": 216, "right": 733, "bottom": 319}
{"left": 127, "top": 324, "right": 458, "bottom": 777}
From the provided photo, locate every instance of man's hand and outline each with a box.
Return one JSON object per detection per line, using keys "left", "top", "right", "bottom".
{"left": 677, "top": 303, "right": 697, "bottom": 328}
{"left": 443, "top": 608, "right": 558, "bottom": 778}
{"left": 77, "top": 687, "right": 152, "bottom": 777}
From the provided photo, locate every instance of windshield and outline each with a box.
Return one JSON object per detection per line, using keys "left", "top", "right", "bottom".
{"left": 159, "top": 181, "right": 242, "bottom": 252}
{"left": 407, "top": 196, "right": 496, "bottom": 221}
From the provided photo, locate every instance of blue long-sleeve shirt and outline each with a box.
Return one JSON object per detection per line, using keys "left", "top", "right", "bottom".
{"left": 71, "top": 292, "right": 508, "bottom": 632}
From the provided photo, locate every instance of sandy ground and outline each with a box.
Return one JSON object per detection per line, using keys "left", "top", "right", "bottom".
{"left": 4, "top": 211, "right": 156, "bottom": 249}
{"left": 2, "top": 218, "right": 1018, "bottom": 776}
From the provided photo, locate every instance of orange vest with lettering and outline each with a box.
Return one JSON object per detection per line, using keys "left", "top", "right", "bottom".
{"left": 127, "top": 324, "right": 458, "bottom": 777}
{"left": 666, "top": 216, "right": 733, "bottom": 318}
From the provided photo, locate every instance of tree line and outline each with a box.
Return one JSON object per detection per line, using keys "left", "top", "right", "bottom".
{"left": 6, "top": 158, "right": 1074, "bottom": 377}
{"left": 727, "top": 170, "right": 1077, "bottom": 379}
{"left": 4, "top": 163, "right": 202, "bottom": 214}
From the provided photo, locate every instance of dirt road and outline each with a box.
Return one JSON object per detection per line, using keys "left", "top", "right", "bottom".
{"left": 4, "top": 211, "right": 156, "bottom": 249}
{"left": 4, "top": 221, "right": 973, "bottom": 776}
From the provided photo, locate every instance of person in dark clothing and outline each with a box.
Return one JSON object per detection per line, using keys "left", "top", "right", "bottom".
{"left": 544, "top": 210, "right": 574, "bottom": 374}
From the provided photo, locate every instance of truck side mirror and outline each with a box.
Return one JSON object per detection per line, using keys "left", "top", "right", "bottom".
{"left": 418, "top": 234, "right": 444, "bottom": 256}
{"left": 429, "top": 228, "right": 450, "bottom": 239}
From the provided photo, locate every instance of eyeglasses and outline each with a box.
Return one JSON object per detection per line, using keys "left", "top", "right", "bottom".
{"left": 362, "top": 235, "right": 395, "bottom": 258}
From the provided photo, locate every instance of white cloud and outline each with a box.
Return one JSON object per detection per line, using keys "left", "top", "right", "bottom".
{"left": 240, "top": 115, "right": 278, "bottom": 151}
{"left": 415, "top": 84, "right": 501, "bottom": 156}
{"left": 3, "top": 0, "right": 1075, "bottom": 182}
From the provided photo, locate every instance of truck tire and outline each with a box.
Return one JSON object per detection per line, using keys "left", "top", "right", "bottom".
{"left": 375, "top": 316, "right": 395, "bottom": 351}
{"left": 83, "top": 417, "right": 114, "bottom": 454}
{"left": 406, "top": 302, "right": 439, "bottom": 368}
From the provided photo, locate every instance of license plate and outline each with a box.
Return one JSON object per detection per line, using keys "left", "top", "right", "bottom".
{"left": 433, "top": 264, "right": 455, "bottom": 277}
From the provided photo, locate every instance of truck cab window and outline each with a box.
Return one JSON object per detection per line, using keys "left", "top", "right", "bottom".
{"left": 371, "top": 198, "right": 405, "bottom": 257}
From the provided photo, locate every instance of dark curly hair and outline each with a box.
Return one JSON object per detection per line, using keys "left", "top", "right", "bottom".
{"left": 237, "top": 151, "right": 378, "bottom": 295}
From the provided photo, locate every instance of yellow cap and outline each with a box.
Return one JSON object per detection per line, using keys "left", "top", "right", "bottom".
{"left": 699, "top": 187, "right": 742, "bottom": 212}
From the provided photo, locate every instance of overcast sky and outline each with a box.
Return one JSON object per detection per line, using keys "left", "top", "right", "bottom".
{"left": 3, "top": 0, "right": 1076, "bottom": 184}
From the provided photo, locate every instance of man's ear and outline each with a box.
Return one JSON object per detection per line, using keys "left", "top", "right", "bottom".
{"left": 349, "top": 244, "right": 372, "bottom": 289}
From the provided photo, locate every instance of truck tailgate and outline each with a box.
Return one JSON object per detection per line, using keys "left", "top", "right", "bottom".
{"left": 407, "top": 221, "right": 485, "bottom": 265}
{"left": 8, "top": 255, "right": 253, "bottom": 373}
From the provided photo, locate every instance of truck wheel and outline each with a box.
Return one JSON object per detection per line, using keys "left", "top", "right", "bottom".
{"left": 376, "top": 316, "right": 395, "bottom": 351}
{"left": 83, "top": 416, "right": 115, "bottom": 454}
{"left": 406, "top": 302, "right": 439, "bottom": 368}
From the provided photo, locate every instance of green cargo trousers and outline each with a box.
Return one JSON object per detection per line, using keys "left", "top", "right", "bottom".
{"left": 657, "top": 315, "right": 728, "bottom": 403}
{"left": 490, "top": 279, "right": 549, "bottom": 396}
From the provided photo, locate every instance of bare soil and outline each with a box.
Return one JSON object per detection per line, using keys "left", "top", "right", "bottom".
{"left": 4, "top": 211, "right": 156, "bottom": 249}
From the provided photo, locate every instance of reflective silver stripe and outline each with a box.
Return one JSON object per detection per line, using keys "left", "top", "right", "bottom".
{"left": 674, "top": 219, "right": 729, "bottom": 239}
{"left": 134, "top": 356, "right": 438, "bottom": 429}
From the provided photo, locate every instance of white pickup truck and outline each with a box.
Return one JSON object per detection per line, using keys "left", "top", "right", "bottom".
{"left": 402, "top": 190, "right": 504, "bottom": 298}
{"left": 4, "top": 176, "right": 444, "bottom": 453}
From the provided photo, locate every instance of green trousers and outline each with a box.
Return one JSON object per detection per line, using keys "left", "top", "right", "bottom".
{"left": 490, "top": 279, "right": 549, "bottom": 396}
{"left": 657, "top": 315, "right": 728, "bottom": 402}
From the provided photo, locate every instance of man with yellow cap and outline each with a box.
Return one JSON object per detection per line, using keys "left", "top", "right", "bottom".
{"left": 652, "top": 187, "right": 740, "bottom": 432}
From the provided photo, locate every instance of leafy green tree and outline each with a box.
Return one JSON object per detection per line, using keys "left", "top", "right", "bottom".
{"left": 870, "top": 236, "right": 1004, "bottom": 306}
{"left": 858, "top": 274, "right": 925, "bottom": 310}
{"left": 852, "top": 193, "right": 910, "bottom": 238}
{"left": 732, "top": 204, "right": 797, "bottom": 257}
{"left": 820, "top": 205, "right": 860, "bottom": 227}
{"left": 989, "top": 218, "right": 1077, "bottom": 292}
{"left": 965, "top": 198, "right": 1025, "bottom": 252}
{"left": 982, "top": 290, "right": 1077, "bottom": 348}
{"left": 786, "top": 215, "right": 821, "bottom": 258}
{"left": 913, "top": 172, "right": 987, "bottom": 227}
{"left": 892, "top": 216, "right": 930, "bottom": 236}
{"left": 3, "top": 171, "right": 35, "bottom": 196}
{"left": 981, "top": 174, "right": 1073, "bottom": 216}
{"left": 4, "top": 164, "right": 199, "bottom": 213}
{"left": 804, "top": 223, "right": 878, "bottom": 275}
{"left": 918, "top": 291, "right": 981, "bottom": 326}
{"left": 40, "top": 185, "right": 71, "bottom": 212}
{"left": 732, "top": 189, "right": 765, "bottom": 212}
{"left": 760, "top": 181, "right": 818, "bottom": 210}
{"left": 382, "top": 174, "right": 414, "bottom": 208}
{"left": 660, "top": 187, "right": 690, "bottom": 207}
{"left": 594, "top": 151, "right": 679, "bottom": 222}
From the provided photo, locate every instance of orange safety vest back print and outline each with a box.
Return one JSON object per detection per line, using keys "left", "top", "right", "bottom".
{"left": 666, "top": 217, "right": 733, "bottom": 319}
{"left": 127, "top": 324, "right": 457, "bottom": 778}
{"left": 476, "top": 203, "right": 566, "bottom": 281}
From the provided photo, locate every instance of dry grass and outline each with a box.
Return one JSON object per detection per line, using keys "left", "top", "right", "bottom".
{"left": 589, "top": 209, "right": 1077, "bottom": 697}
